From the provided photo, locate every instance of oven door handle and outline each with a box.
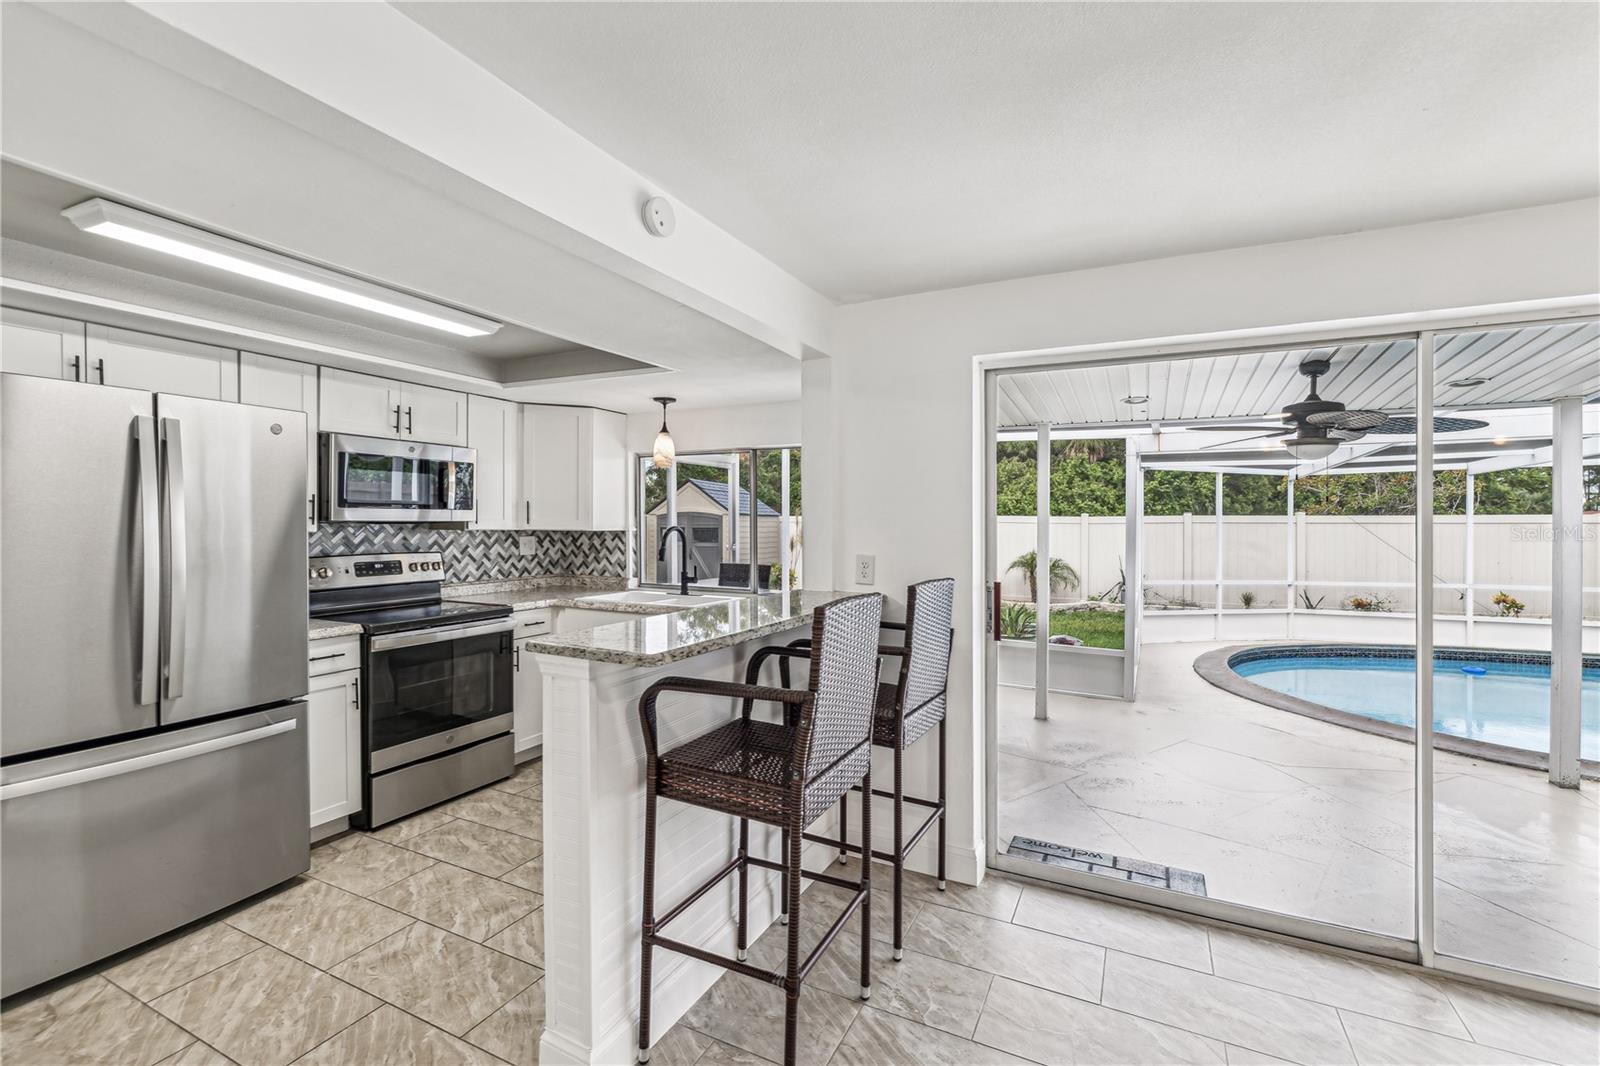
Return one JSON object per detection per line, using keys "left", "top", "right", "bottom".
{"left": 369, "top": 617, "right": 516, "bottom": 652}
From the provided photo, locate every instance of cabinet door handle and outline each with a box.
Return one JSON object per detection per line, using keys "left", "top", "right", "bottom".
{"left": 512, "top": 646, "right": 521, "bottom": 672}
{"left": 525, "top": 500, "right": 530, "bottom": 525}
{"left": 93, "top": 358, "right": 105, "bottom": 384}
{"left": 406, "top": 406, "right": 413, "bottom": 434}
{"left": 69, "top": 356, "right": 81, "bottom": 381}
{"left": 351, "top": 675, "right": 360, "bottom": 707}
{"left": 309, "top": 651, "right": 346, "bottom": 663}
{"left": 393, "top": 404, "right": 402, "bottom": 434}
{"left": 308, "top": 495, "right": 315, "bottom": 525}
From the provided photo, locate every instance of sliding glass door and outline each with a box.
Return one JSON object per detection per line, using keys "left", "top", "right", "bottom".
{"left": 1427, "top": 323, "right": 1599, "bottom": 991}
{"left": 984, "top": 313, "right": 1598, "bottom": 1001}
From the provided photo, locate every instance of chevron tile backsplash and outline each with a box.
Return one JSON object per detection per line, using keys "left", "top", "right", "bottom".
{"left": 308, "top": 524, "right": 628, "bottom": 584}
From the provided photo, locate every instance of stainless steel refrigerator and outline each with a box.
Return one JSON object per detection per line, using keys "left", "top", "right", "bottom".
{"left": 1, "top": 374, "right": 311, "bottom": 997}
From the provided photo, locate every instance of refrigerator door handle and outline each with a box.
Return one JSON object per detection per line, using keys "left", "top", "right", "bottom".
{"left": 0, "top": 719, "right": 297, "bottom": 802}
{"left": 133, "top": 417, "right": 161, "bottom": 706}
{"left": 160, "top": 418, "right": 188, "bottom": 699}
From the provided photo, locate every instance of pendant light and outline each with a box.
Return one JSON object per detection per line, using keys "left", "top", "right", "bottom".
{"left": 651, "top": 397, "right": 677, "bottom": 469}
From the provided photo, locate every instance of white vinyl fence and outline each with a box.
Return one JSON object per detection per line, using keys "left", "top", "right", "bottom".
{"left": 996, "top": 513, "right": 1600, "bottom": 621}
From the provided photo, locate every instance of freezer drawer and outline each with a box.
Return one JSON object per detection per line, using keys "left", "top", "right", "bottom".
{"left": 0, "top": 705, "right": 308, "bottom": 998}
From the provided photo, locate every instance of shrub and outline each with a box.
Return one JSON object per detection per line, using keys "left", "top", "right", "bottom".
{"left": 1492, "top": 591, "right": 1526, "bottom": 618}
{"left": 1344, "top": 593, "right": 1394, "bottom": 612}
{"left": 999, "top": 602, "right": 1037, "bottom": 639}
{"left": 1238, "top": 591, "right": 1256, "bottom": 609}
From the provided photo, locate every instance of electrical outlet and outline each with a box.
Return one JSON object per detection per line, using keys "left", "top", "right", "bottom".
{"left": 854, "top": 554, "right": 875, "bottom": 585}
{"left": 518, "top": 536, "right": 537, "bottom": 555}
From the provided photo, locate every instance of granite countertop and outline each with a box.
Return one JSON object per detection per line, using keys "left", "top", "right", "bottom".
{"left": 309, "top": 618, "right": 363, "bottom": 640}
{"left": 523, "top": 590, "right": 860, "bottom": 666}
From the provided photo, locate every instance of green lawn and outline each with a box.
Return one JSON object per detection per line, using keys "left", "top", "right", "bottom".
{"left": 1049, "top": 608, "right": 1125, "bottom": 649}
{"left": 999, "top": 604, "right": 1126, "bottom": 649}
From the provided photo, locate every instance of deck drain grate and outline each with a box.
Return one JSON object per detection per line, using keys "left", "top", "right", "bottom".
{"left": 1005, "top": 837, "right": 1208, "bottom": 896}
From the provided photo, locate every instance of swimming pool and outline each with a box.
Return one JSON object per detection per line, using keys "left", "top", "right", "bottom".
{"left": 1224, "top": 645, "right": 1600, "bottom": 760}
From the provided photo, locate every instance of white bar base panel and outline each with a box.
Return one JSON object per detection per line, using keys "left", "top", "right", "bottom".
{"left": 533, "top": 630, "right": 844, "bottom": 1066}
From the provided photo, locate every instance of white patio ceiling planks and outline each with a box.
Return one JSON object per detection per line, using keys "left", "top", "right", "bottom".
{"left": 995, "top": 321, "right": 1598, "bottom": 430}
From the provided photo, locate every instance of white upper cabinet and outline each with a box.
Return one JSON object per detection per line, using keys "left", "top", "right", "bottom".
{"left": 319, "top": 367, "right": 466, "bottom": 445}
{"left": 402, "top": 381, "right": 466, "bottom": 445}
{"left": 468, "top": 394, "right": 522, "bottom": 530}
{"left": 1, "top": 308, "right": 86, "bottom": 381}
{"left": 521, "top": 404, "right": 628, "bottom": 530}
{"left": 240, "top": 352, "right": 320, "bottom": 531}
{"left": 85, "top": 324, "right": 238, "bottom": 400}
{"left": 319, "top": 367, "right": 399, "bottom": 439}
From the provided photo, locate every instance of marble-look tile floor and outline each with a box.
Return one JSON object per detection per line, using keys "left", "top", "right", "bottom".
{"left": 997, "top": 641, "right": 1600, "bottom": 987}
{"left": 661, "top": 859, "right": 1599, "bottom": 1065}
{"left": 6, "top": 751, "right": 1597, "bottom": 1066}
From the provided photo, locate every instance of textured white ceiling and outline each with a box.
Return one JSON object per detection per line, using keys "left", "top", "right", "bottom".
{"left": 399, "top": 2, "right": 1599, "bottom": 303}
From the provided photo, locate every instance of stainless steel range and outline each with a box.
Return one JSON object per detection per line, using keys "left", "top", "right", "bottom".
{"left": 309, "top": 551, "right": 514, "bottom": 828}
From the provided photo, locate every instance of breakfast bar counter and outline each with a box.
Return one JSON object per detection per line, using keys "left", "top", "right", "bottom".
{"left": 523, "top": 590, "right": 854, "bottom": 1065}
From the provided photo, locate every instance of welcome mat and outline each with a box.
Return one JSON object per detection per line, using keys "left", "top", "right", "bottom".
{"left": 1005, "top": 836, "right": 1208, "bottom": 896}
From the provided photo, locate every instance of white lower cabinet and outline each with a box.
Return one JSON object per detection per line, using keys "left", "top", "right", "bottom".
{"left": 512, "top": 611, "right": 551, "bottom": 757}
{"left": 306, "top": 667, "right": 362, "bottom": 828}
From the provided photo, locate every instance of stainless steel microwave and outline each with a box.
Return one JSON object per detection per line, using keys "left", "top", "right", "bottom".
{"left": 320, "top": 432, "right": 476, "bottom": 523}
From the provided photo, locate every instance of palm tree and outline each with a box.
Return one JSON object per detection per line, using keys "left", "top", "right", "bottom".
{"left": 1007, "top": 551, "right": 1079, "bottom": 602}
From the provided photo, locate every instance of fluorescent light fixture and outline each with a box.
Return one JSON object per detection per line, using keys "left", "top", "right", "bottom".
{"left": 62, "top": 199, "right": 500, "bottom": 338}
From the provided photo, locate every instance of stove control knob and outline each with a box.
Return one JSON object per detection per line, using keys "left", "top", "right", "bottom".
{"left": 314, "top": 567, "right": 332, "bottom": 579}
{"left": 431, "top": 561, "right": 442, "bottom": 571}
{"left": 409, "top": 563, "right": 419, "bottom": 572}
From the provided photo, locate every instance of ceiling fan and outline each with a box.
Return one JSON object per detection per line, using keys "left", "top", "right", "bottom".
{"left": 1190, "top": 357, "right": 1389, "bottom": 459}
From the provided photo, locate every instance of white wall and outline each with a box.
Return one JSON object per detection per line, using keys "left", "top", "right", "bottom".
{"left": 624, "top": 400, "right": 801, "bottom": 455}
{"left": 812, "top": 198, "right": 1600, "bottom": 884}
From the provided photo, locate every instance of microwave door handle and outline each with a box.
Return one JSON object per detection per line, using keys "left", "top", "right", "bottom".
{"left": 160, "top": 417, "right": 188, "bottom": 699}
{"left": 133, "top": 416, "right": 161, "bottom": 705}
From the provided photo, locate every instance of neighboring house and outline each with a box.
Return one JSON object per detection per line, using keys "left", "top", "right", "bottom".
{"left": 646, "top": 477, "right": 783, "bottom": 585}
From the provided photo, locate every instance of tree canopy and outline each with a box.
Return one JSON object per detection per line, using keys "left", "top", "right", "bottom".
{"left": 996, "top": 439, "right": 1599, "bottom": 517}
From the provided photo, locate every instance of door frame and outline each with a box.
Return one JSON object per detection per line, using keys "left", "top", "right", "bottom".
{"left": 974, "top": 295, "right": 1600, "bottom": 1009}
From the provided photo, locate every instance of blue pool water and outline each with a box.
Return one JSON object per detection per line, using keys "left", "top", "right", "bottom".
{"left": 1232, "top": 650, "right": 1600, "bottom": 760}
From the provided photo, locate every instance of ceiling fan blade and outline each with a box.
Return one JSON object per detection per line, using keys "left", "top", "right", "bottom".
{"left": 1307, "top": 409, "right": 1387, "bottom": 431}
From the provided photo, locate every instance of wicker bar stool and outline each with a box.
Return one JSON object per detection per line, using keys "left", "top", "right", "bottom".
{"left": 635, "top": 592, "right": 884, "bottom": 1066}
{"left": 747, "top": 577, "right": 955, "bottom": 961}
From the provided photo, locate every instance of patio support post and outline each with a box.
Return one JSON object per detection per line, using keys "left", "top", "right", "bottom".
{"left": 1035, "top": 423, "right": 1050, "bottom": 720}
{"left": 1286, "top": 476, "right": 1296, "bottom": 633}
{"left": 1124, "top": 439, "right": 1143, "bottom": 699}
{"left": 1214, "top": 472, "right": 1224, "bottom": 635}
{"left": 1464, "top": 472, "right": 1475, "bottom": 645}
{"left": 1549, "top": 396, "right": 1583, "bottom": 788}
{"left": 1415, "top": 331, "right": 1436, "bottom": 966}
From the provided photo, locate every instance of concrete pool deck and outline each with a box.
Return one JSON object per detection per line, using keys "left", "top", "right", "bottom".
{"left": 997, "top": 640, "right": 1599, "bottom": 988}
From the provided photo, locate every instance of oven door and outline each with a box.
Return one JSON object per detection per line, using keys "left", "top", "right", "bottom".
{"left": 365, "top": 618, "right": 513, "bottom": 771}
{"left": 323, "top": 433, "right": 475, "bottom": 523}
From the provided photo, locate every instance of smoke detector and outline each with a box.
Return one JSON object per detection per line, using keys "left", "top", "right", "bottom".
{"left": 641, "top": 196, "right": 676, "bottom": 237}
